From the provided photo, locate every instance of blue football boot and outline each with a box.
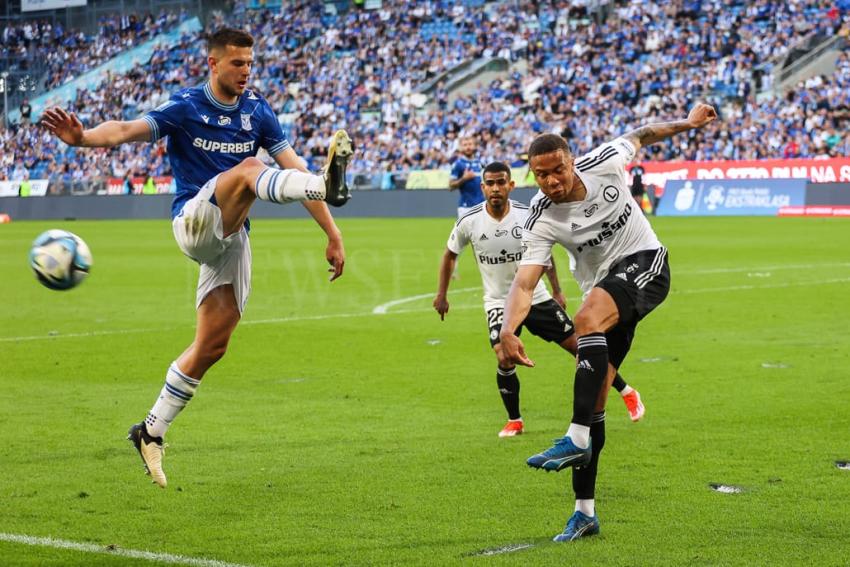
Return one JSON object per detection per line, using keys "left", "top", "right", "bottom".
{"left": 553, "top": 511, "right": 600, "bottom": 542}
{"left": 526, "top": 436, "right": 591, "bottom": 471}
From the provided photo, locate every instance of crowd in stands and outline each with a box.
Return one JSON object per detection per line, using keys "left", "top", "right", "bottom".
{"left": 1, "top": 0, "right": 849, "bottom": 186}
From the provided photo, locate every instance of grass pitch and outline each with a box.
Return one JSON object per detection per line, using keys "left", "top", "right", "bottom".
{"left": 1, "top": 215, "right": 849, "bottom": 566}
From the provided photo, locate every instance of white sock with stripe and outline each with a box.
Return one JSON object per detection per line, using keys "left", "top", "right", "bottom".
{"left": 144, "top": 362, "right": 200, "bottom": 438}
{"left": 254, "top": 167, "right": 325, "bottom": 203}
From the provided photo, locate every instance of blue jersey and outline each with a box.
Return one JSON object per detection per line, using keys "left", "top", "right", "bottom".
{"left": 450, "top": 155, "right": 485, "bottom": 208}
{"left": 143, "top": 82, "right": 291, "bottom": 218}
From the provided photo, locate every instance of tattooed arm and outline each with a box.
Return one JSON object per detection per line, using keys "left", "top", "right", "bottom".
{"left": 623, "top": 103, "right": 718, "bottom": 152}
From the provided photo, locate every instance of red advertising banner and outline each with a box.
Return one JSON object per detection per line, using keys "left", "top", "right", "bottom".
{"left": 105, "top": 178, "right": 125, "bottom": 195}
{"left": 778, "top": 205, "right": 850, "bottom": 217}
{"left": 638, "top": 158, "right": 850, "bottom": 189}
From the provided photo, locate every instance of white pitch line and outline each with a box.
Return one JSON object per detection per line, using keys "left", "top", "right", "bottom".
{"left": 2, "top": 276, "right": 847, "bottom": 343}
{"left": 0, "top": 532, "right": 253, "bottom": 567}
{"left": 677, "top": 262, "right": 850, "bottom": 275}
{"left": 372, "top": 287, "right": 480, "bottom": 314}
{"left": 672, "top": 276, "right": 850, "bottom": 295}
{"left": 474, "top": 543, "right": 535, "bottom": 556}
{"left": 0, "top": 326, "right": 171, "bottom": 343}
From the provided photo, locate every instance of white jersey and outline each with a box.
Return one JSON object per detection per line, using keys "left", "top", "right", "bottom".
{"left": 448, "top": 200, "right": 552, "bottom": 311}
{"left": 521, "top": 137, "right": 662, "bottom": 295}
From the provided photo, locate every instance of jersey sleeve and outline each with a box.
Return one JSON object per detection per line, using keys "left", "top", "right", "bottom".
{"left": 259, "top": 100, "right": 291, "bottom": 157}
{"left": 447, "top": 219, "right": 470, "bottom": 254}
{"left": 143, "top": 96, "right": 186, "bottom": 142}
{"left": 450, "top": 159, "right": 463, "bottom": 180}
{"left": 520, "top": 228, "right": 554, "bottom": 267}
{"left": 574, "top": 137, "right": 637, "bottom": 174}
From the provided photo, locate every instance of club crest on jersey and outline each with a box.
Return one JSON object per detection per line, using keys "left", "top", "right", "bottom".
{"left": 603, "top": 185, "right": 620, "bottom": 202}
{"left": 584, "top": 204, "right": 598, "bottom": 217}
{"left": 511, "top": 226, "right": 522, "bottom": 238}
{"left": 218, "top": 115, "right": 231, "bottom": 126}
{"left": 241, "top": 113, "right": 252, "bottom": 131}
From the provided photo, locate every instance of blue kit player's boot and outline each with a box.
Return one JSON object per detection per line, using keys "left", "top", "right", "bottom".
{"left": 553, "top": 511, "right": 600, "bottom": 542}
{"left": 128, "top": 422, "right": 167, "bottom": 488}
{"left": 526, "top": 436, "right": 591, "bottom": 471}
{"left": 323, "top": 129, "right": 353, "bottom": 207}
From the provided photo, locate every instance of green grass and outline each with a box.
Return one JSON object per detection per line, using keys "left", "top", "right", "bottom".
{"left": 1, "top": 216, "right": 849, "bottom": 566}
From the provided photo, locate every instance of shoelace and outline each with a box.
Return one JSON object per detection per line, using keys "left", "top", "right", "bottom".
{"left": 544, "top": 437, "right": 574, "bottom": 454}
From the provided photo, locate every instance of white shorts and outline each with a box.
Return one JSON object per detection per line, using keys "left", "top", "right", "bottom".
{"left": 172, "top": 175, "right": 252, "bottom": 313}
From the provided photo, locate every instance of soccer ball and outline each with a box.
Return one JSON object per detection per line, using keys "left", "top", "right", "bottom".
{"left": 29, "top": 229, "right": 93, "bottom": 291}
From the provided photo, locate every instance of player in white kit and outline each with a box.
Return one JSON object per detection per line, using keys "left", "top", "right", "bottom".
{"left": 499, "top": 103, "right": 717, "bottom": 541}
{"left": 433, "top": 162, "right": 644, "bottom": 438}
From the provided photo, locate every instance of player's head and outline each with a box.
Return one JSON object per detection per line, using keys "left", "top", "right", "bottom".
{"left": 207, "top": 28, "right": 255, "bottom": 99}
{"left": 528, "top": 134, "right": 575, "bottom": 203}
{"left": 460, "top": 135, "right": 477, "bottom": 158}
{"left": 481, "top": 161, "right": 514, "bottom": 211}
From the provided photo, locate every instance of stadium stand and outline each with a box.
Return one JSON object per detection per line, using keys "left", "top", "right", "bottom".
{"left": 1, "top": 0, "right": 849, "bottom": 188}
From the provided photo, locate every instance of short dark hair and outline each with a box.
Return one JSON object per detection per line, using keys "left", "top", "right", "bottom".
{"left": 483, "top": 161, "right": 511, "bottom": 177}
{"left": 528, "top": 134, "right": 570, "bottom": 160}
{"left": 207, "top": 28, "right": 254, "bottom": 53}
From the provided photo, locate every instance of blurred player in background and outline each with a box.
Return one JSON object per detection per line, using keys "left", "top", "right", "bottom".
{"left": 42, "top": 27, "right": 353, "bottom": 488}
{"left": 434, "top": 161, "right": 644, "bottom": 438}
{"left": 447, "top": 134, "right": 486, "bottom": 279}
{"left": 448, "top": 134, "right": 485, "bottom": 216}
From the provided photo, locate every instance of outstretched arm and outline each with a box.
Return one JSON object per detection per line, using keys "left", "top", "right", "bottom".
{"left": 41, "top": 107, "right": 151, "bottom": 147}
{"left": 499, "top": 264, "right": 546, "bottom": 367}
{"left": 433, "top": 249, "right": 458, "bottom": 320}
{"left": 623, "top": 102, "right": 717, "bottom": 152}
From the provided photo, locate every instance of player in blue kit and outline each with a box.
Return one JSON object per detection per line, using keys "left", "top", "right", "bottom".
{"left": 449, "top": 135, "right": 485, "bottom": 216}
{"left": 41, "top": 28, "right": 352, "bottom": 488}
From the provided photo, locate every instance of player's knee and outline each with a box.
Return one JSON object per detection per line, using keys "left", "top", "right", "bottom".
{"left": 238, "top": 156, "right": 264, "bottom": 170}
{"left": 574, "top": 309, "right": 603, "bottom": 335}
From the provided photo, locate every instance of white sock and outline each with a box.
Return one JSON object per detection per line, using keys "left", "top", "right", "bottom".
{"left": 145, "top": 362, "right": 200, "bottom": 438}
{"left": 566, "top": 423, "right": 590, "bottom": 448}
{"left": 620, "top": 385, "right": 634, "bottom": 397}
{"left": 254, "top": 167, "right": 325, "bottom": 203}
{"left": 575, "top": 499, "right": 595, "bottom": 517}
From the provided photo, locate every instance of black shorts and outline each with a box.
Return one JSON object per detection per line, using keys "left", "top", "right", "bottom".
{"left": 597, "top": 247, "right": 670, "bottom": 368}
{"left": 487, "top": 299, "right": 575, "bottom": 348}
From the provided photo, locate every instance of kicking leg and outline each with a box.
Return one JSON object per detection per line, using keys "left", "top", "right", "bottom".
{"left": 527, "top": 288, "right": 618, "bottom": 472}
{"left": 209, "top": 133, "right": 353, "bottom": 236}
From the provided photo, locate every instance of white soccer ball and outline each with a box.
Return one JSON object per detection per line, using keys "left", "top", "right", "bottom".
{"left": 29, "top": 229, "right": 93, "bottom": 291}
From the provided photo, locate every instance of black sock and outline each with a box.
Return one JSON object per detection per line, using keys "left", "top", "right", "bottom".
{"left": 572, "top": 333, "right": 608, "bottom": 426}
{"left": 496, "top": 367, "right": 521, "bottom": 420}
{"left": 573, "top": 411, "right": 606, "bottom": 501}
{"left": 612, "top": 372, "right": 627, "bottom": 393}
